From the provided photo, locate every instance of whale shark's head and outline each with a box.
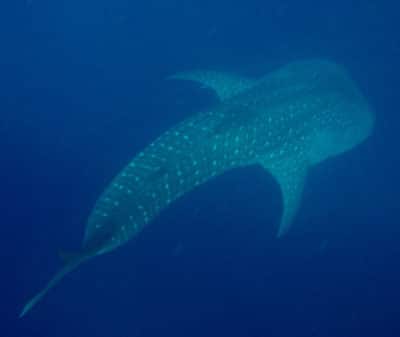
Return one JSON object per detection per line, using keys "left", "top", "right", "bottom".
{"left": 308, "top": 88, "right": 375, "bottom": 164}
{"left": 339, "top": 100, "right": 375, "bottom": 150}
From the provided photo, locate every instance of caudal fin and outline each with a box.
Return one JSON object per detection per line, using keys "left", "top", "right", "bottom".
{"left": 19, "top": 253, "right": 86, "bottom": 318}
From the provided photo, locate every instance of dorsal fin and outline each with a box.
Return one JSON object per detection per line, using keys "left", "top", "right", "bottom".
{"left": 168, "top": 70, "right": 257, "bottom": 101}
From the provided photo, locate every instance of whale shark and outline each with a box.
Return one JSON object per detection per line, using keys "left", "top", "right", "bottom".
{"left": 20, "top": 59, "right": 374, "bottom": 317}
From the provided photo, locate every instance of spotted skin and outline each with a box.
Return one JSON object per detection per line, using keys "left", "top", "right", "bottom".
{"left": 20, "top": 59, "right": 374, "bottom": 317}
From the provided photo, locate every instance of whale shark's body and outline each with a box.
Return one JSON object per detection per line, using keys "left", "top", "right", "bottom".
{"left": 20, "top": 59, "right": 374, "bottom": 317}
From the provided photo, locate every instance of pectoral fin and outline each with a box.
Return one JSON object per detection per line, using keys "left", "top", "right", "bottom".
{"left": 260, "top": 157, "right": 308, "bottom": 237}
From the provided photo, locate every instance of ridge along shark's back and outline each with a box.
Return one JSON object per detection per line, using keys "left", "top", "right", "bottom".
{"left": 20, "top": 59, "right": 374, "bottom": 317}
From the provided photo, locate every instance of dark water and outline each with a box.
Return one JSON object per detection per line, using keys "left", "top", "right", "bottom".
{"left": 2, "top": 1, "right": 399, "bottom": 336}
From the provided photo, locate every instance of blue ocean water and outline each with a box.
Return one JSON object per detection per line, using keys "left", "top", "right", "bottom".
{"left": 2, "top": 0, "right": 399, "bottom": 336}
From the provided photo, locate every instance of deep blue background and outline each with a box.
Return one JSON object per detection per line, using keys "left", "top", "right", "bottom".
{"left": 1, "top": 1, "right": 400, "bottom": 336}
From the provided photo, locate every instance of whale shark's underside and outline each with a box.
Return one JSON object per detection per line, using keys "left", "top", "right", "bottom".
{"left": 20, "top": 59, "right": 374, "bottom": 317}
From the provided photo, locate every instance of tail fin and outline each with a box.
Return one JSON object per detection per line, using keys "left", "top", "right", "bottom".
{"left": 19, "top": 253, "right": 86, "bottom": 318}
